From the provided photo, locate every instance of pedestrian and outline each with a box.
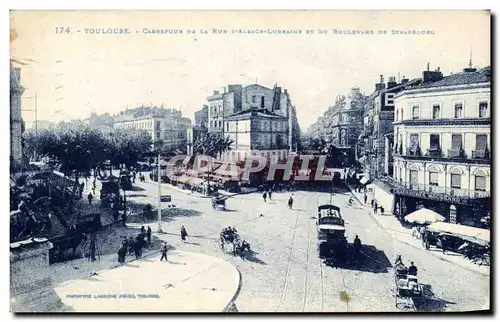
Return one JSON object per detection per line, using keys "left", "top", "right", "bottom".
{"left": 141, "top": 225, "right": 146, "bottom": 235}
{"left": 122, "top": 237, "right": 129, "bottom": 254}
{"left": 370, "top": 199, "right": 374, "bottom": 208}
{"left": 363, "top": 193, "right": 368, "bottom": 204}
{"left": 288, "top": 195, "right": 294, "bottom": 210}
{"left": 128, "top": 236, "right": 135, "bottom": 256}
{"left": 146, "top": 226, "right": 152, "bottom": 245}
{"left": 160, "top": 242, "right": 168, "bottom": 261}
{"left": 121, "top": 212, "right": 127, "bottom": 227}
{"left": 181, "top": 225, "right": 188, "bottom": 242}
{"left": 87, "top": 192, "right": 93, "bottom": 205}
{"left": 80, "top": 182, "right": 85, "bottom": 198}
{"left": 262, "top": 191, "right": 267, "bottom": 203}
{"left": 134, "top": 235, "right": 143, "bottom": 259}
{"left": 422, "top": 231, "right": 430, "bottom": 250}
{"left": 268, "top": 189, "right": 272, "bottom": 200}
{"left": 380, "top": 206, "right": 385, "bottom": 215}
{"left": 408, "top": 261, "right": 418, "bottom": 276}
{"left": 117, "top": 244, "right": 126, "bottom": 265}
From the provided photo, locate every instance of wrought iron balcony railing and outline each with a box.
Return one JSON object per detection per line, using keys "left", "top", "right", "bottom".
{"left": 425, "top": 148, "right": 443, "bottom": 157}
{"left": 472, "top": 149, "right": 490, "bottom": 159}
{"left": 448, "top": 149, "right": 465, "bottom": 158}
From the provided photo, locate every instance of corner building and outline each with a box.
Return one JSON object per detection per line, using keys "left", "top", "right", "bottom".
{"left": 391, "top": 66, "right": 491, "bottom": 227}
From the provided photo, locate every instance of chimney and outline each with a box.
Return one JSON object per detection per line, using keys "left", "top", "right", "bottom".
{"left": 422, "top": 63, "right": 443, "bottom": 83}
{"left": 387, "top": 76, "right": 397, "bottom": 89}
{"left": 375, "top": 74, "right": 386, "bottom": 91}
{"left": 400, "top": 76, "right": 409, "bottom": 84}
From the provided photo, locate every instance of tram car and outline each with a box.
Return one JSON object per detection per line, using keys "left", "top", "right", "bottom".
{"left": 316, "top": 204, "right": 348, "bottom": 259}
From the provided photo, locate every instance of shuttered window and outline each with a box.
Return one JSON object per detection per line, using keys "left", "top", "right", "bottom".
{"left": 475, "top": 176, "right": 486, "bottom": 191}
{"left": 451, "top": 134, "right": 462, "bottom": 150}
{"left": 476, "top": 134, "right": 487, "bottom": 150}
{"left": 450, "top": 174, "right": 461, "bottom": 189}
{"left": 410, "top": 170, "right": 418, "bottom": 184}
{"left": 429, "top": 172, "right": 439, "bottom": 186}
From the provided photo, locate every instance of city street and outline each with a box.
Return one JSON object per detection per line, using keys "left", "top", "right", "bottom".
{"left": 125, "top": 180, "right": 490, "bottom": 312}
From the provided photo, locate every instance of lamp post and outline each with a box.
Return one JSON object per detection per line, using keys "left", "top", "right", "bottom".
{"left": 157, "top": 152, "right": 163, "bottom": 233}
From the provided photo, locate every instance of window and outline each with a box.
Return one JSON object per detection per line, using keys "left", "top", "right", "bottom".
{"left": 396, "top": 109, "right": 399, "bottom": 121}
{"left": 432, "top": 104, "right": 440, "bottom": 119}
{"left": 412, "top": 105, "right": 420, "bottom": 119}
{"left": 156, "top": 132, "right": 160, "bottom": 139}
{"left": 450, "top": 174, "right": 461, "bottom": 189}
{"left": 210, "top": 120, "right": 213, "bottom": 128}
{"left": 429, "top": 134, "right": 440, "bottom": 151}
{"left": 409, "top": 170, "right": 418, "bottom": 184}
{"left": 251, "top": 95, "right": 256, "bottom": 103}
{"left": 218, "top": 120, "right": 222, "bottom": 128}
{"left": 475, "top": 176, "right": 486, "bottom": 191}
{"left": 429, "top": 172, "right": 439, "bottom": 186}
{"left": 454, "top": 102, "right": 463, "bottom": 118}
{"left": 451, "top": 134, "right": 462, "bottom": 150}
{"left": 401, "top": 109, "right": 404, "bottom": 120}
{"left": 156, "top": 121, "right": 161, "bottom": 130}
{"left": 479, "top": 102, "right": 488, "bottom": 118}
{"left": 261, "top": 96, "right": 265, "bottom": 109}
{"left": 226, "top": 122, "right": 229, "bottom": 131}
{"left": 476, "top": 134, "right": 487, "bottom": 151}
{"left": 409, "top": 134, "right": 419, "bottom": 154}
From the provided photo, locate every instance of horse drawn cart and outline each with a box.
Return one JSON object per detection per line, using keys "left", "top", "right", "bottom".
{"left": 394, "top": 259, "right": 424, "bottom": 310}
{"left": 211, "top": 194, "right": 227, "bottom": 210}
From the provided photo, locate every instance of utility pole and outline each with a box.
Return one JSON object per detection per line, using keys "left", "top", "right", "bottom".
{"left": 157, "top": 152, "right": 163, "bottom": 233}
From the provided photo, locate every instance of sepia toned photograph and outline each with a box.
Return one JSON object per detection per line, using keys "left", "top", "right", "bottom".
{"left": 9, "top": 10, "right": 490, "bottom": 313}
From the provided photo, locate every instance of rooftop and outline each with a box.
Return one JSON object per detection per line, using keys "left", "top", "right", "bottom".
{"left": 226, "top": 107, "right": 286, "bottom": 120}
{"left": 409, "top": 66, "right": 491, "bottom": 89}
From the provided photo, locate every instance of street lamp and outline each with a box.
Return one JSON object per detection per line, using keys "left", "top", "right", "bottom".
{"left": 157, "top": 152, "right": 163, "bottom": 233}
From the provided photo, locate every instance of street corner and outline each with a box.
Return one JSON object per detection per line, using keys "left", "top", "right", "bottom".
{"left": 53, "top": 250, "right": 241, "bottom": 312}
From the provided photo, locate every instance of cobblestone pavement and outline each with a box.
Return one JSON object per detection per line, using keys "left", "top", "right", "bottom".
{"left": 125, "top": 181, "right": 490, "bottom": 312}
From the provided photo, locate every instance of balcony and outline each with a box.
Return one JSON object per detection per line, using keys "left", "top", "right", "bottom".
{"left": 425, "top": 148, "right": 443, "bottom": 157}
{"left": 448, "top": 149, "right": 464, "bottom": 158}
{"left": 382, "top": 178, "right": 490, "bottom": 204}
{"left": 406, "top": 147, "right": 422, "bottom": 157}
{"left": 472, "top": 149, "right": 490, "bottom": 159}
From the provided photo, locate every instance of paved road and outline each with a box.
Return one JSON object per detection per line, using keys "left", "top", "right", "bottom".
{"left": 125, "top": 181, "right": 490, "bottom": 312}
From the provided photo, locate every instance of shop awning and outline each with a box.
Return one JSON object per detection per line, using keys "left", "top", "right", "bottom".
{"left": 404, "top": 208, "right": 445, "bottom": 225}
{"left": 427, "top": 222, "right": 490, "bottom": 246}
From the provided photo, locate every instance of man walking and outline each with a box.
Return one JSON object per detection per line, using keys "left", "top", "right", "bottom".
{"left": 146, "top": 226, "right": 152, "bottom": 245}
{"left": 288, "top": 194, "right": 294, "bottom": 210}
{"left": 180, "top": 225, "right": 188, "bottom": 242}
{"left": 262, "top": 191, "right": 267, "bottom": 203}
{"left": 87, "top": 192, "right": 93, "bottom": 205}
{"left": 363, "top": 193, "right": 368, "bottom": 204}
{"left": 160, "top": 242, "right": 168, "bottom": 261}
{"left": 268, "top": 189, "right": 272, "bottom": 200}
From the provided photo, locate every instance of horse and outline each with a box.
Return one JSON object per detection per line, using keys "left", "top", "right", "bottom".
{"left": 220, "top": 231, "right": 240, "bottom": 253}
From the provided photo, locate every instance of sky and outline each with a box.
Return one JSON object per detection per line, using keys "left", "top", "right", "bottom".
{"left": 10, "top": 10, "right": 490, "bottom": 130}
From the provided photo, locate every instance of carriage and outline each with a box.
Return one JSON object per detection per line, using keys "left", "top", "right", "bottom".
{"left": 211, "top": 194, "right": 227, "bottom": 210}
{"left": 394, "top": 259, "right": 424, "bottom": 309}
{"left": 317, "top": 205, "right": 348, "bottom": 259}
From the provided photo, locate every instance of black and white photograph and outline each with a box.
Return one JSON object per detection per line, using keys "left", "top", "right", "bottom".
{"left": 9, "top": 10, "right": 491, "bottom": 313}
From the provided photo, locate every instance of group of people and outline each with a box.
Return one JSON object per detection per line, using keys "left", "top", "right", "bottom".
{"left": 117, "top": 225, "right": 152, "bottom": 264}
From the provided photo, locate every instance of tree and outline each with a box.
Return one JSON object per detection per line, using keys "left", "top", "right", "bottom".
{"left": 192, "top": 133, "right": 234, "bottom": 194}
{"left": 104, "top": 128, "right": 152, "bottom": 172}
{"left": 193, "top": 132, "right": 233, "bottom": 158}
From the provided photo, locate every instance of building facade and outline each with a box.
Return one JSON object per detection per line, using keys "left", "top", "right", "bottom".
{"left": 206, "top": 83, "right": 300, "bottom": 160}
{"left": 10, "top": 63, "right": 24, "bottom": 168}
{"left": 223, "top": 108, "right": 289, "bottom": 163}
{"left": 391, "top": 65, "right": 491, "bottom": 227}
{"left": 194, "top": 105, "right": 209, "bottom": 128}
{"left": 113, "top": 106, "right": 188, "bottom": 151}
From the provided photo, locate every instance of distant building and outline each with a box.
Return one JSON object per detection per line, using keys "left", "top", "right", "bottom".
{"left": 391, "top": 64, "right": 491, "bottom": 227}
{"left": 206, "top": 83, "right": 301, "bottom": 161}
{"left": 224, "top": 107, "right": 289, "bottom": 163}
{"left": 113, "top": 106, "right": 187, "bottom": 152}
{"left": 84, "top": 112, "right": 114, "bottom": 128}
{"left": 194, "top": 105, "right": 209, "bottom": 128}
{"left": 10, "top": 63, "right": 23, "bottom": 168}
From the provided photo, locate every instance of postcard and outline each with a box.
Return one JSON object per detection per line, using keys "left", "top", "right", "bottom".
{"left": 9, "top": 10, "right": 490, "bottom": 313}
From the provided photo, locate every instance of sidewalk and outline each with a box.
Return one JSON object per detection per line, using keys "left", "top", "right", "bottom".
{"left": 53, "top": 251, "right": 241, "bottom": 312}
{"left": 347, "top": 185, "right": 490, "bottom": 277}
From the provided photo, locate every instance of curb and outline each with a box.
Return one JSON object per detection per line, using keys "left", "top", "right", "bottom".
{"left": 223, "top": 266, "right": 242, "bottom": 313}
{"left": 347, "top": 186, "right": 489, "bottom": 277}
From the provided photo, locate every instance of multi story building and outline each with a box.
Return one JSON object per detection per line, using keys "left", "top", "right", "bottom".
{"left": 113, "top": 106, "right": 188, "bottom": 152}
{"left": 206, "top": 83, "right": 300, "bottom": 161}
{"left": 358, "top": 75, "right": 419, "bottom": 178}
{"left": 10, "top": 63, "right": 23, "bottom": 168}
{"left": 308, "top": 88, "right": 366, "bottom": 164}
{"left": 194, "top": 105, "right": 209, "bottom": 128}
{"left": 390, "top": 64, "right": 491, "bottom": 227}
